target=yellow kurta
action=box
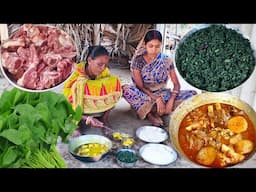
[63,62,122,114]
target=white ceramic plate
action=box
[136,126,168,143]
[139,143,177,165]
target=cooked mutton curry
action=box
[178,103,256,167]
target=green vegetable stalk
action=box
[22,147,66,168]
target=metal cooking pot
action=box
[169,92,256,167]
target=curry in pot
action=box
[178,103,256,167]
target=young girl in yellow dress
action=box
[63,45,122,136]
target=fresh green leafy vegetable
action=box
[0,88,82,168]
[175,24,256,92]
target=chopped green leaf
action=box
[175,24,255,92]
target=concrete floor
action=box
[56,68,199,168]
[0,68,256,168]
[59,68,256,168]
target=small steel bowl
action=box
[68,134,112,163]
[116,148,138,168]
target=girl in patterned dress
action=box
[123,30,197,126]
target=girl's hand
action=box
[156,97,165,116]
[86,116,104,128]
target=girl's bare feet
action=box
[99,111,110,126]
[152,112,164,126]
[147,112,163,126]
[99,111,113,136]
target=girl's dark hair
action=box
[144,30,162,44]
[86,45,109,63]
